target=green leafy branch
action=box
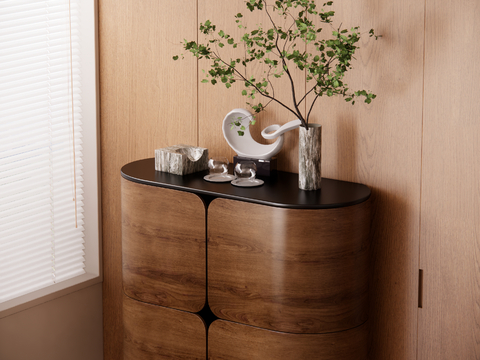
[174,0,380,135]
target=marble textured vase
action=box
[298,124,321,190]
[155,144,209,175]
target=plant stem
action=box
[210,52,302,121]
[297,83,318,107]
[264,2,306,126]
[306,93,320,124]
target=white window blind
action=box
[0,0,87,304]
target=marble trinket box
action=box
[155,144,209,175]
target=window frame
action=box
[0,0,102,317]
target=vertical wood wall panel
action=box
[308,1,424,359]
[98,1,198,358]
[419,1,480,359]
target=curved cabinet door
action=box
[208,320,368,360]
[122,179,206,312]
[208,198,371,334]
[123,294,206,360]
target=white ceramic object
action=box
[203,174,236,182]
[261,119,302,140]
[231,178,264,187]
[222,109,285,160]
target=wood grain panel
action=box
[122,179,206,312]
[208,198,372,334]
[208,320,368,360]
[306,1,424,358]
[198,0,306,172]
[418,1,480,359]
[123,294,206,360]
[99,0,198,357]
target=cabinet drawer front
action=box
[123,294,206,360]
[208,320,368,360]
[122,179,206,312]
[208,198,371,333]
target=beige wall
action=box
[99,1,480,359]
[0,284,103,360]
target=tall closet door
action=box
[419,1,480,358]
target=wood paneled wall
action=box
[98,1,480,359]
[418,1,480,358]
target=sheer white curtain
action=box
[0,0,87,304]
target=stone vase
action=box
[298,124,322,190]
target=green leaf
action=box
[238,131,245,136]
[179,0,379,119]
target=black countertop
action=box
[121,158,371,209]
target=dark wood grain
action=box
[208,198,372,334]
[123,294,206,360]
[122,178,206,312]
[208,320,368,360]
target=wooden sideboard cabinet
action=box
[121,158,372,360]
